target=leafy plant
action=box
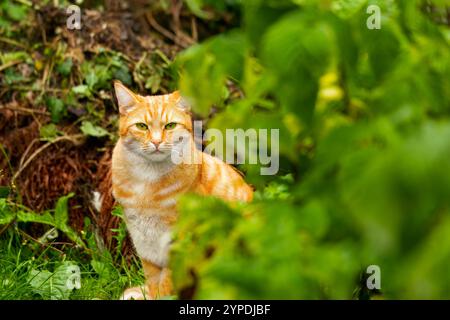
[0,194,85,248]
[28,261,80,300]
[171,0,450,299]
[80,121,110,138]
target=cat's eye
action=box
[164,122,177,130]
[135,123,148,130]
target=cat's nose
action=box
[152,141,161,149]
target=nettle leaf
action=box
[331,0,367,18]
[80,121,109,138]
[0,51,30,65]
[0,199,15,225]
[177,31,246,116]
[17,211,55,226]
[3,3,28,21]
[113,65,132,86]
[72,85,91,98]
[54,193,74,229]
[91,259,115,284]
[261,10,334,122]
[184,0,209,19]
[56,58,73,76]
[46,97,66,124]
[39,123,62,141]
[52,193,85,248]
[243,0,295,48]
[11,195,84,248]
[3,68,25,85]
[85,71,99,89]
[145,74,162,93]
[362,24,400,83]
[28,262,81,300]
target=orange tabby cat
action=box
[111,81,253,300]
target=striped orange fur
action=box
[111,81,253,300]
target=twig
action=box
[0,143,15,183]
[4,86,65,93]
[36,11,47,45]
[146,12,177,42]
[0,104,50,116]
[38,54,55,101]
[145,12,191,48]
[12,134,85,183]
[18,229,65,255]
[170,0,196,46]
[0,143,19,199]
[0,36,27,49]
[46,242,76,246]
[19,138,39,168]
[0,60,22,72]
[191,17,198,42]
[171,0,183,36]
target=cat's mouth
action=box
[140,146,166,154]
[149,148,170,155]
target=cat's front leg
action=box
[143,261,173,298]
[158,267,173,297]
[121,260,160,300]
[121,259,172,300]
[141,258,163,299]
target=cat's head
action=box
[113,81,193,163]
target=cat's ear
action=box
[114,81,139,115]
[172,91,191,112]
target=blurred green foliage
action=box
[0,0,449,300]
[172,0,450,299]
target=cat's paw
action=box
[120,286,151,300]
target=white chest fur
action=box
[124,208,172,267]
[112,142,178,267]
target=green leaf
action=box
[362,25,400,83]
[3,68,25,85]
[28,262,80,300]
[113,65,132,86]
[91,259,114,284]
[39,123,61,140]
[185,0,209,19]
[0,51,30,65]
[80,121,109,138]
[17,211,55,226]
[85,71,99,89]
[145,74,162,93]
[3,3,28,21]
[261,10,334,122]
[331,0,366,18]
[46,97,66,124]
[54,193,74,229]
[72,85,91,97]
[177,31,246,116]
[0,199,15,224]
[56,58,73,76]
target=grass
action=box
[0,223,144,300]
